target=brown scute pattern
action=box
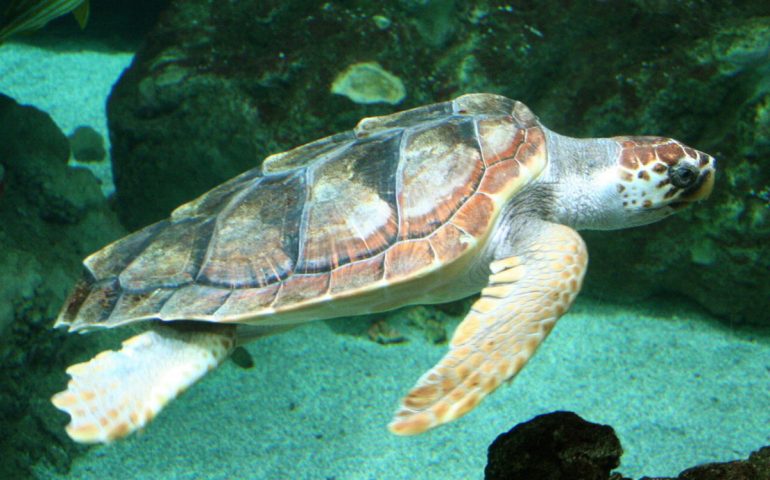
[262,131,356,175]
[273,273,330,308]
[109,288,176,323]
[385,239,436,281]
[355,101,454,137]
[84,221,168,279]
[451,193,495,238]
[197,172,305,288]
[452,94,517,119]
[477,118,524,166]
[477,125,545,197]
[170,168,263,221]
[159,285,231,318]
[119,217,214,291]
[214,284,280,318]
[58,275,95,325]
[399,118,484,239]
[297,134,400,273]
[329,254,385,294]
[69,279,121,329]
[429,223,474,263]
[515,127,546,170]
[477,160,520,196]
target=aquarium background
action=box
[0,1,768,478]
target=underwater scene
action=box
[0,1,768,479]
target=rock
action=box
[0,95,104,224]
[68,125,106,163]
[485,411,625,480]
[486,413,769,480]
[367,319,408,345]
[0,94,69,162]
[0,94,125,477]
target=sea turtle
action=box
[51,93,716,443]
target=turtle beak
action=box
[680,154,716,203]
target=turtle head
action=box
[545,132,715,231]
[611,136,716,227]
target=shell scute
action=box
[170,167,262,220]
[297,133,400,273]
[329,254,386,295]
[262,131,356,175]
[197,171,305,288]
[215,284,280,318]
[354,101,454,137]
[109,289,175,324]
[398,117,484,239]
[385,240,436,282]
[429,223,475,264]
[477,117,524,166]
[159,285,231,319]
[452,93,516,117]
[118,217,213,291]
[450,193,496,238]
[84,221,168,280]
[273,273,330,309]
[67,279,120,330]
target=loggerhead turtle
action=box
[51,94,715,443]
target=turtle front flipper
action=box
[51,323,236,443]
[389,222,588,435]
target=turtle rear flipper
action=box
[52,324,236,443]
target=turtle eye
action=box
[669,163,699,189]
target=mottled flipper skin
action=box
[390,221,587,434]
[52,324,236,443]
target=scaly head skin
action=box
[613,136,715,225]
[545,132,716,230]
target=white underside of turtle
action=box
[51,93,716,444]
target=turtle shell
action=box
[58,94,548,332]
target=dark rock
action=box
[0,94,125,478]
[0,95,104,224]
[486,413,769,480]
[640,446,770,480]
[68,125,106,162]
[485,411,625,480]
[0,94,70,162]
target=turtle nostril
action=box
[669,163,700,189]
